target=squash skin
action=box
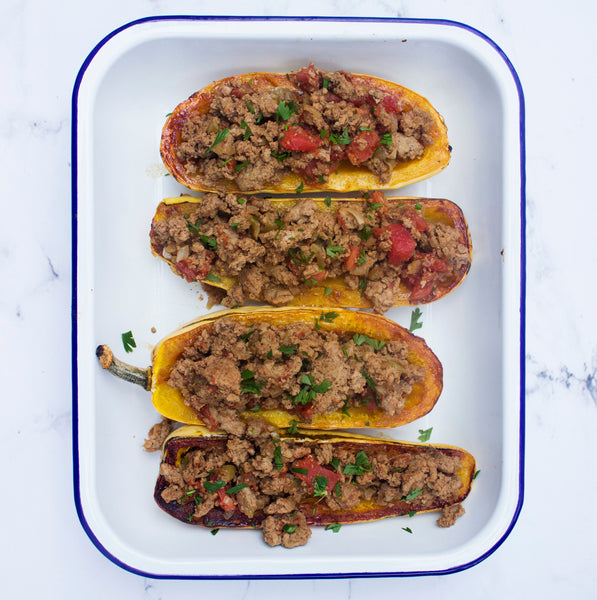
[160,70,450,194]
[151,195,472,308]
[150,307,443,429]
[154,425,475,529]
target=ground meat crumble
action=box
[155,433,466,548]
[173,63,438,190]
[166,317,424,435]
[150,191,470,313]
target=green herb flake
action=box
[325,523,341,533]
[234,161,250,172]
[408,511,417,517]
[324,287,333,296]
[226,483,249,495]
[409,307,423,332]
[380,132,393,147]
[236,197,246,205]
[417,427,433,442]
[343,451,372,476]
[404,488,423,501]
[415,202,422,210]
[322,77,329,89]
[244,99,255,114]
[352,333,386,350]
[313,474,328,497]
[204,480,226,493]
[287,420,299,435]
[292,467,309,475]
[356,247,367,266]
[204,128,230,155]
[279,344,297,355]
[205,273,222,283]
[274,445,284,471]
[276,100,297,121]
[121,330,136,353]
[282,524,297,533]
[402,527,413,534]
[323,196,332,208]
[210,528,220,535]
[473,469,481,480]
[295,182,304,194]
[326,245,344,258]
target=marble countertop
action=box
[2,0,596,597]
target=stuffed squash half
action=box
[97,307,443,435]
[160,64,450,193]
[154,425,476,548]
[150,192,471,313]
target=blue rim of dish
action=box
[71,15,526,580]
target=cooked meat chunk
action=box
[143,418,173,452]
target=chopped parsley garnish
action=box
[271,150,290,161]
[186,219,202,234]
[352,333,386,350]
[324,196,332,208]
[240,369,265,395]
[244,99,254,114]
[293,375,332,405]
[204,480,226,493]
[282,524,297,534]
[324,287,333,296]
[210,528,220,535]
[273,210,284,238]
[402,527,413,534]
[409,307,423,332]
[240,119,251,140]
[234,161,250,172]
[322,77,329,89]
[329,127,351,145]
[343,451,372,476]
[289,248,314,266]
[326,245,343,258]
[356,247,367,266]
[295,182,304,194]
[276,100,297,121]
[313,475,328,497]
[325,523,341,533]
[415,202,422,210]
[330,458,340,471]
[292,467,309,475]
[357,278,367,295]
[121,330,136,353]
[279,344,297,355]
[205,273,222,283]
[287,420,299,435]
[404,488,423,501]
[197,233,217,250]
[273,445,284,471]
[226,483,248,495]
[314,311,339,330]
[473,469,481,480]
[365,200,384,212]
[239,327,255,341]
[408,511,417,517]
[204,128,230,155]
[380,132,393,147]
[417,427,433,442]
[236,197,245,205]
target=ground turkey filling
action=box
[157,435,465,548]
[167,317,424,436]
[150,191,470,313]
[174,63,437,190]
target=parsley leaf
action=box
[313,475,328,497]
[121,330,136,353]
[343,451,372,476]
[325,523,341,533]
[417,427,433,442]
[205,273,222,283]
[282,524,297,533]
[276,100,297,121]
[287,420,299,435]
[409,308,423,332]
[326,245,343,258]
[204,480,226,493]
[204,128,230,155]
[404,488,423,501]
[226,483,249,495]
[352,333,386,350]
[402,527,413,534]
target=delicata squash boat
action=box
[149,193,472,313]
[160,64,450,194]
[154,425,476,548]
[97,307,443,433]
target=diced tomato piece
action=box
[292,63,321,92]
[346,130,380,165]
[310,270,328,283]
[344,244,362,271]
[386,223,416,265]
[381,94,400,113]
[351,94,376,107]
[280,125,322,152]
[175,257,213,282]
[217,488,236,512]
[293,402,315,421]
[401,207,430,232]
[408,276,436,302]
[293,455,341,493]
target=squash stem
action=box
[96,344,151,391]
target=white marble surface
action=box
[1,0,596,597]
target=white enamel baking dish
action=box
[72,16,525,578]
